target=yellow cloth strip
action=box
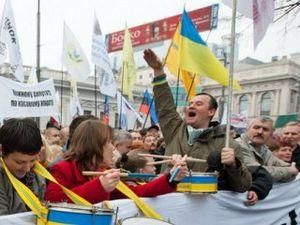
[0,158,47,223]
[116,181,163,220]
[33,161,92,206]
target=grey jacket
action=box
[236,134,294,182]
[0,161,45,215]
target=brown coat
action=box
[153,81,251,192]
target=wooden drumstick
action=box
[138,153,206,163]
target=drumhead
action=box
[122,217,173,225]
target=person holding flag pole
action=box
[143,7,251,193]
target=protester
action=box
[143,48,251,193]
[146,125,160,140]
[59,126,69,148]
[123,149,156,175]
[281,122,300,169]
[129,130,144,150]
[0,118,45,215]
[44,122,61,146]
[113,129,133,168]
[45,120,187,204]
[236,117,298,182]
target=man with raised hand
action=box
[143,49,251,193]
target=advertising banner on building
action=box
[106,4,219,52]
[0,76,58,118]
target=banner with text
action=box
[0,76,58,118]
[106,4,219,52]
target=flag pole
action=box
[60,65,64,125]
[142,98,154,129]
[185,73,196,102]
[175,68,180,108]
[36,0,41,128]
[94,65,97,117]
[119,62,125,129]
[135,91,146,129]
[225,0,238,148]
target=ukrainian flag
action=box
[179,10,241,90]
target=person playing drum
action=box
[45,120,188,204]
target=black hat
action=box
[147,124,159,131]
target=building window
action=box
[139,75,143,80]
[149,73,153,79]
[260,92,271,116]
[84,110,92,115]
[239,95,248,114]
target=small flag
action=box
[0,0,24,82]
[70,80,83,118]
[121,26,137,100]
[139,90,158,124]
[92,14,117,97]
[102,95,109,125]
[27,67,38,84]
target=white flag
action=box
[117,91,143,130]
[222,0,274,49]
[27,67,38,84]
[70,80,83,118]
[0,0,24,82]
[62,23,90,81]
[91,15,117,97]
[222,0,253,19]
[253,0,274,49]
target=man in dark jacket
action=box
[143,48,251,193]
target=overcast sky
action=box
[3,0,300,70]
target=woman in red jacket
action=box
[45,120,187,204]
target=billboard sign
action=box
[106,4,219,52]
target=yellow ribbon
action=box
[0,158,47,223]
[33,161,92,206]
[2,158,163,222]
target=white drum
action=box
[122,217,173,225]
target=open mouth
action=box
[188,111,196,117]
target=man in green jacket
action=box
[0,118,45,215]
[143,49,251,192]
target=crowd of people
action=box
[0,49,299,220]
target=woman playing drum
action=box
[45,120,187,204]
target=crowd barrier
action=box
[1,175,300,225]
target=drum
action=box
[45,203,116,225]
[177,172,218,193]
[122,217,173,225]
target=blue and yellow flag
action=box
[165,23,200,100]
[178,10,241,90]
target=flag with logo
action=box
[91,14,117,97]
[62,23,90,81]
[0,0,24,82]
[120,26,137,101]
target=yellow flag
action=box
[121,26,137,101]
[164,23,199,99]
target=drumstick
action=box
[82,171,128,177]
[82,171,157,179]
[146,159,172,166]
[138,153,206,163]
